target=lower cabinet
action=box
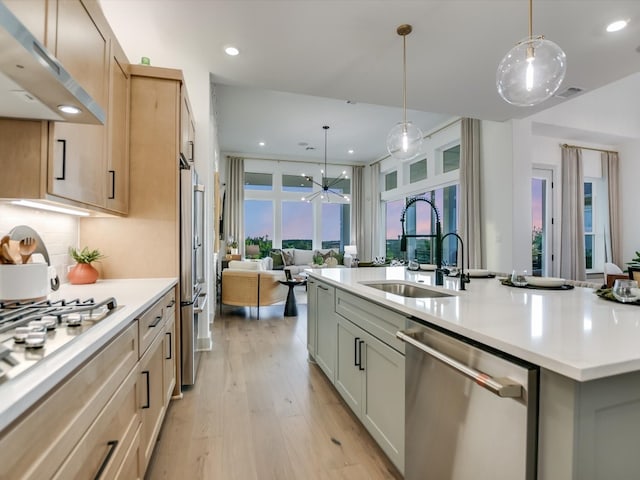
[315,281,337,382]
[0,286,177,480]
[139,326,167,473]
[306,278,318,356]
[53,365,141,479]
[335,316,405,472]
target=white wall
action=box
[0,204,78,283]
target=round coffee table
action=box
[279,279,306,316]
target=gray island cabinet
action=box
[306,267,640,479]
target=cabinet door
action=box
[163,314,176,405]
[105,40,130,214]
[315,282,336,382]
[52,364,140,480]
[3,0,46,44]
[180,87,194,162]
[306,279,318,356]
[361,332,405,473]
[139,330,166,474]
[335,317,364,415]
[53,0,108,106]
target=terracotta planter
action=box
[68,263,99,285]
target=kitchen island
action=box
[0,277,178,479]
[307,266,640,479]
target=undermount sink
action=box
[361,281,453,298]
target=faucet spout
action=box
[441,232,466,291]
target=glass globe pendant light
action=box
[496,0,566,106]
[387,24,423,161]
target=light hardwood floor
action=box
[145,295,403,480]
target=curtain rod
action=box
[560,143,618,154]
[369,117,462,167]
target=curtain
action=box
[226,156,244,254]
[368,162,381,262]
[352,165,365,258]
[459,118,482,268]
[560,146,585,280]
[602,151,621,267]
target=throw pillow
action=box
[294,248,314,266]
[316,249,343,265]
[270,250,284,270]
[281,249,294,266]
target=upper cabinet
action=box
[180,89,195,163]
[2,0,47,44]
[0,0,130,215]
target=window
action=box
[244,200,273,257]
[532,168,553,276]
[584,181,594,270]
[244,172,272,191]
[385,171,397,191]
[282,201,312,249]
[385,199,404,260]
[324,176,350,194]
[321,203,350,249]
[443,145,460,173]
[409,159,427,183]
[282,174,312,192]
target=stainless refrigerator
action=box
[180,154,206,386]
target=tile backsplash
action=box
[0,204,78,283]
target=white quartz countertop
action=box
[0,277,177,432]
[307,267,640,382]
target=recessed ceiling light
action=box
[224,46,240,56]
[348,149,354,154]
[258,141,265,146]
[606,19,628,32]
[58,105,81,114]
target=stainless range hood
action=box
[0,2,105,125]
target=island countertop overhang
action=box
[307,267,640,382]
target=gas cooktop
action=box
[0,297,118,381]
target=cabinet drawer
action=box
[0,321,138,480]
[52,364,140,480]
[336,290,406,354]
[138,291,170,356]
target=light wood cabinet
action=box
[2,0,47,44]
[0,321,138,480]
[139,325,166,474]
[105,39,130,214]
[163,301,177,404]
[52,364,141,480]
[180,87,195,163]
[0,0,130,215]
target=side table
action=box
[278,280,306,316]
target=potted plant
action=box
[68,246,105,285]
[229,241,239,255]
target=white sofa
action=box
[265,248,347,275]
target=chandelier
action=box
[301,126,350,203]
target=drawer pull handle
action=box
[142,370,150,409]
[149,315,162,328]
[166,331,172,360]
[358,340,365,371]
[55,139,66,180]
[318,285,329,291]
[354,337,360,367]
[93,440,118,480]
[108,170,116,199]
[167,299,176,308]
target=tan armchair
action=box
[221,269,287,319]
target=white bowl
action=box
[467,268,492,278]
[0,263,49,301]
[524,276,566,288]
[419,264,437,271]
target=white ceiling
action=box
[99,0,640,164]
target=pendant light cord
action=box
[402,32,407,124]
[528,0,533,38]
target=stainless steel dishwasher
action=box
[397,318,538,480]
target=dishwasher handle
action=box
[396,330,523,399]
